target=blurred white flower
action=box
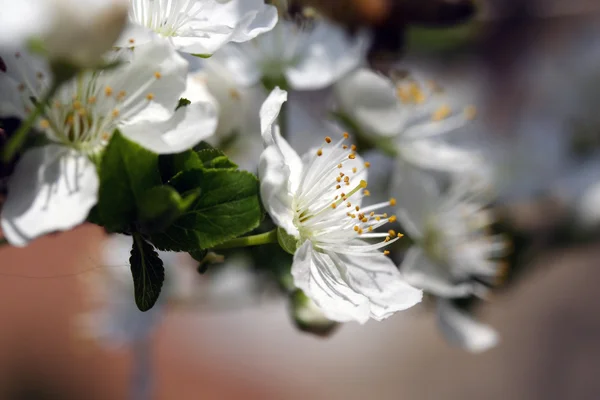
[0,0,129,67]
[258,88,422,323]
[0,40,218,246]
[121,0,278,56]
[334,68,483,173]
[394,164,506,352]
[211,19,369,90]
[395,165,507,298]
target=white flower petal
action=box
[400,247,475,298]
[120,99,218,154]
[436,299,499,353]
[1,145,98,247]
[334,68,407,137]
[258,145,298,236]
[334,243,422,320]
[260,87,288,143]
[399,139,484,173]
[108,40,190,126]
[292,241,371,323]
[286,24,369,90]
[392,161,440,238]
[258,88,304,235]
[205,44,263,87]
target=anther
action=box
[348,153,356,159]
[352,167,357,173]
[350,144,357,151]
[361,217,368,223]
[104,86,113,96]
[343,132,349,139]
[336,185,341,189]
[331,203,337,209]
[432,104,451,121]
[39,119,50,129]
[355,206,360,212]
[336,177,342,183]
[343,145,348,149]
[88,96,97,104]
[388,230,396,237]
[364,162,371,168]
[397,233,404,238]
[317,149,323,156]
[363,190,371,197]
[325,136,332,143]
[129,38,135,44]
[337,164,343,168]
[112,109,120,118]
[465,105,477,120]
[389,198,397,206]
[146,93,155,101]
[383,250,390,256]
[354,226,359,232]
[154,71,162,79]
[389,215,397,223]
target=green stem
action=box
[2,83,59,162]
[212,229,278,250]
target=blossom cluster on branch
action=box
[1,0,511,353]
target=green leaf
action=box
[97,130,161,232]
[196,148,238,170]
[130,234,165,311]
[137,185,200,233]
[158,150,203,183]
[150,168,263,251]
[158,147,237,183]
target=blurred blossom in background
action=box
[2,0,600,399]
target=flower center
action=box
[292,134,402,256]
[131,0,204,37]
[5,50,163,154]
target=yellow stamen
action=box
[317,149,323,156]
[432,104,451,121]
[389,198,397,206]
[325,136,332,143]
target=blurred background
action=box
[2,0,600,399]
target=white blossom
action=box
[0,0,129,67]
[258,88,422,323]
[334,68,483,173]
[0,40,218,246]
[394,164,506,352]
[211,19,369,90]
[121,0,278,56]
[395,165,507,298]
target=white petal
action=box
[334,243,423,320]
[334,68,407,137]
[286,23,370,90]
[399,139,484,173]
[391,161,440,238]
[436,299,499,353]
[400,247,475,298]
[292,241,370,323]
[108,39,189,126]
[258,145,298,236]
[204,43,262,87]
[120,100,218,154]
[171,0,277,55]
[1,145,98,246]
[260,87,288,143]
[0,0,50,49]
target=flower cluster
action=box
[1,0,511,354]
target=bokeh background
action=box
[2,1,600,399]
